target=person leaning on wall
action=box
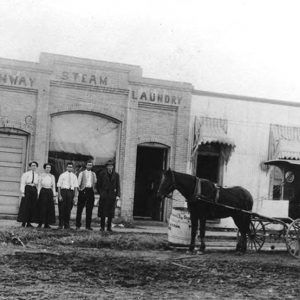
[76,160,97,230]
[97,159,121,232]
[57,162,79,229]
[17,161,39,227]
[36,163,56,229]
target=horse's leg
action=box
[189,212,199,253]
[240,213,251,252]
[199,217,206,252]
[233,215,243,252]
[233,213,250,253]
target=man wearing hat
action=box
[97,159,120,231]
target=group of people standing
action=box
[17,159,120,231]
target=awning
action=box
[192,116,235,163]
[269,124,300,160]
[275,140,300,160]
[264,159,300,170]
[49,113,120,165]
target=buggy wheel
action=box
[237,219,266,251]
[286,218,300,259]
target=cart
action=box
[236,159,300,258]
[237,210,300,258]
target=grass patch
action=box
[0,227,168,250]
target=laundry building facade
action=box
[0,53,192,221]
[1,52,300,225]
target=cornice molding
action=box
[50,80,129,95]
[130,80,193,92]
[193,89,300,108]
[40,53,142,74]
[0,63,51,74]
[138,102,178,112]
[0,84,38,95]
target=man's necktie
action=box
[31,171,34,184]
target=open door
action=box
[133,144,168,221]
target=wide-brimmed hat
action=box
[105,159,115,166]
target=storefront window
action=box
[271,166,283,200]
[49,113,120,180]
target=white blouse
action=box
[38,173,56,196]
[20,170,39,193]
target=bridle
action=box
[160,170,177,199]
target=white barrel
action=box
[168,207,191,245]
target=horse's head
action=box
[157,168,176,200]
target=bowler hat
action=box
[106,159,114,166]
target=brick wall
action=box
[0,53,193,221]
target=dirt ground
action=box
[0,227,299,300]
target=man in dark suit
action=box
[97,160,120,231]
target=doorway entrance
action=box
[196,144,222,184]
[133,144,168,221]
[0,130,28,215]
[196,155,219,183]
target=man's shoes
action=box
[107,228,113,232]
[44,225,51,229]
[86,227,93,231]
[21,223,26,227]
[26,223,33,228]
[64,225,70,229]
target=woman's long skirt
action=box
[17,185,38,223]
[36,188,56,225]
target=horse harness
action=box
[166,170,220,204]
[193,177,220,204]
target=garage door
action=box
[0,132,27,215]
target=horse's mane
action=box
[167,169,196,181]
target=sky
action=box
[1,0,300,102]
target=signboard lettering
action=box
[61,71,108,86]
[0,73,35,88]
[132,90,182,106]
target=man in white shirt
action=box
[57,162,79,229]
[76,160,97,230]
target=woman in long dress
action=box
[17,161,39,227]
[37,163,56,228]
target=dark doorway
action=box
[133,145,168,220]
[196,144,221,184]
[196,155,219,183]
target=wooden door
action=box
[0,132,27,215]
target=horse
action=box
[157,169,253,253]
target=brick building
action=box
[0,53,193,221]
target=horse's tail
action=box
[244,188,254,211]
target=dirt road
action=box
[0,227,299,299]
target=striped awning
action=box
[192,117,235,163]
[269,124,300,160]
[276,140,300,160]
[193,116,235,147]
